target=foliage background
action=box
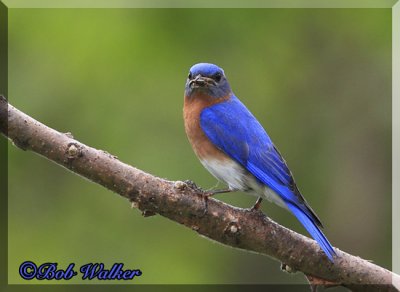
[8,8,391,284]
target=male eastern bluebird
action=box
[183,63,336,261]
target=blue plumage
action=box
[286,202,335,261]
[184,63,336,261]
[190,63,225,77]
[200,95,336,261]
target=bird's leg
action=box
[204,188,236,197]
[251,197,263,211]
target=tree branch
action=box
[1,95,398,291]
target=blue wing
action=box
[200,95,336,261]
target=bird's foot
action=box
[201,195,210,217]
[200,188,236,217]
[183,180,203,192]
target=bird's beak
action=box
[189,75,216,88]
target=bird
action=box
[183,62,336,261]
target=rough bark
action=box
[1,95,398,291]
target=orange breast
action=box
[183,93,229,161]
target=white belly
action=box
[200,158,288,209]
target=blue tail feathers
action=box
[286,202,336,262]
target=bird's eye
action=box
[188,72,193,79]
[213,72,222,82]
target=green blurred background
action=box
[7,8,391,284]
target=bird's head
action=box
[185,63,232,99]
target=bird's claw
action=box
[250,197,263,211]
[184,180,207,194]
[201,194,210,217]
